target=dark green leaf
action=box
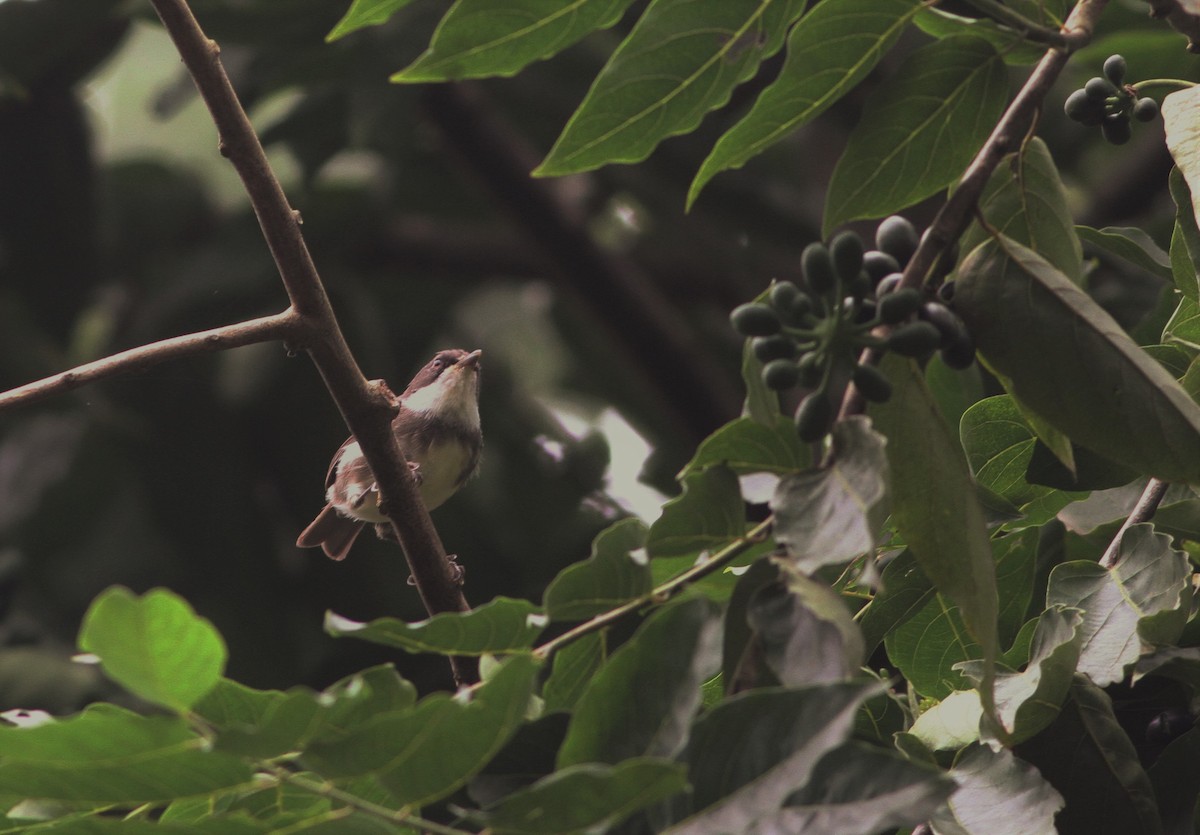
[688,0,921,206]
[931,743,1064,835]
[1077,225,1174,283]
[302,654,541,806]
[77,586,225,712]
[960,138,1082,283]
[823,36,1008,233]
[647,465,744,557]
[394,0,638,82]
[544,518,651,620]
[1024,439,1139,492]
[536,0,806,176]
[542,632,605,712]
[1169,166,1200,300]
[473,758,687,834]
[558,597,720,767]
[1046,524,1191,685]
[1014,679,1162,835]
[1163,294,1200,352]
[680,416,809,478]
[325,597,545,656]
[886,592,980,699]
[669,681,882,832]
[771,416,889,572]
[858,550,933,654]
[0,705,252,802]
[318,664,419,735]
[913,6,1054,64]
[955,235,1200,484]
[326,0,420,41]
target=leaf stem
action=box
[1098,478,1169,570]
[1132,78,1197,94]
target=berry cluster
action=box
[1064,55,1159,145]
[730,217,975,442]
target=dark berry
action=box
[797,351,824,388]
[830,231,865,282]
[1102,112,1132,145]
[752,334,798,363]
[875,216,919,266]
[887,321,942,358]
[795,392,833,442]
[1085,76,1116,101]
[863,250,901,284]
[731,303,781,336]
[918,300,968,347]
[878,287,923,325]
[770,281,802,312]
[940,330,976,370]
[1103,54,1127,86]
[802,243,837,296]
[852,363,893,403]
[854,298,877,325]
[762,359,800,391]
[1134,97,1159,122]
[1065,88,1105,126]
[875,272,904,297]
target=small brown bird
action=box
[296,349,483,561]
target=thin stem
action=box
[1098,478,1169,570]
[961,0,1073,48]
[270,768,474,835]
[0,311,300,413]
[533,518,773,662]
[1132,78,1197,93]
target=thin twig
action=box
[961,0,1074,48]
[145,0,477,684]
[0,311,299,412]
[1098,478,1169,569]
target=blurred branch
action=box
[0,311,298,411]
[1098,478,1169,569]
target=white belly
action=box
[329,439,470,523]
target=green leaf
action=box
[909,689,985,752]
[326,0,420,42]
[544,518,651,620]
[394,0,638,82]
[822,36,1007,234]
[558,597,720,767]
[960,137,1082,283]
[1163,294,1200,352]
[748,566,865,685]
[1164,88,1200,276]
[955,235,1200,484]
[1014,679,1162,835]
[647,465,744,557]
[535,0,806,176]
[931,743,1064,835]
[744,742,955,835]
[302,654,540,806]
[77,586,225,712]
[680,416,809,478]
[858,550,934,654]
[1169,166,1200,300]
[0,705,253,802]
[542,632,605,712]
[325,596,545,656]
[771,416,889,573]
[960,395,1071,512]
[886,592,980,699]
[869,355,997,705]
[688,0,921,207]
[473,758,688,834]
[1077,225,1174,283]
[668,681,883,832]
[742,339,778,427]
[913,6,1054,64]
[1046,524,1191,686]
[318,664,419,734]
[1148,725,1200,835]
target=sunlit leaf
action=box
[325,597,546,655]
[1077,225,1173,283]
[931,743,1063,835]
[326,0,420,41]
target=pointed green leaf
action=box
[0,706,252,802]
[1047,524,1191,685]
[1077,225,1173,283]
[668,681,883,832]
[542,632,605,712]
[956,235,1200,484]
[913,5,1059,64]
[647,465,744,557]
[473,758,687,834]
[680,416,809,478]
[393,0,638,82]
[536,0,806,176]
[1163,293,1200,352]
[325,596,545,656]
[327,0,420,41]
[960,138,1082,283]
[931,743,1064,835]
[78,587,225,713]
[823,36,1008,234]
[688,0,921,207]
[960,395,1072,512]
[858,550,934,654]
[886,593,980,699]
[558,597,720,767]
[544,518,651,620]
[1169,166,1200,300]
[303,654,540,806]
[771,416,889,572]
[869,355,997,703]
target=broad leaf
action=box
[394,0,638,82]
[325,597,546,655]
[955,235,1200,484]
[771,416,889,572]
[1164,87,1200,257]
[544,518,651,620]
[1046,523,1191,685]
[913,4,1063,64]
[688,0,921,207]
[472,758,688,834]
[558,597,721,767]
[542,632,605,712]
[680,415,809,478]
[78,586,225,713]
[0,706,252,802]
[327,0,419,41]
[858,550,934,654]
[536,0,806,176]
[823,36,1007,233]
[1169,166,1200,300]
[647,465,744,557]
[886,593,980,699]
[1077,225,1174,283]
[931,743,1063,835]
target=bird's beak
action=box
[459,349,482,370]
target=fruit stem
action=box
[1131,78,1196,94]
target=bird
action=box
[296,348,482,562]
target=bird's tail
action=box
[296,505,364,561]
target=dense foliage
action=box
[5,0,1200,832]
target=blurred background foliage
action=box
[0,0,1192,706]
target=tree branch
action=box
[0,311,298,412]
[1098,478,1169,569]
[143,0,477,684]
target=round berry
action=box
[939,331,976,370]
[752,334,798,363]
[762,359,800,391]
[852,363,893,403]
[875,216,919,266]
[802,243,837,296]
[795,392,833,442]
[1064,88,1105,126]
[1085,76,1116,101]
[1134,97,1159,122]
[875,272,904,298]
[863,250,901,284]
[797,351,824,388]
[731,303,781,336]
[878,287,923,325]
[1103,54,1127,86]
[770,281,802,312]
[1102,112,1132,145]
[887,321,942,359]
[830,231,865,282]
[918,300,968,347]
